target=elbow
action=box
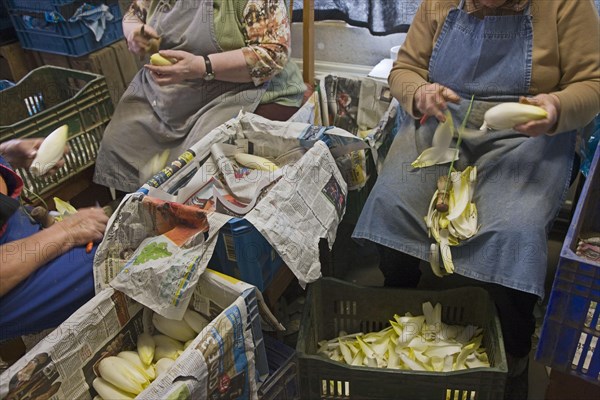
[244,45,289,85]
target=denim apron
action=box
[94,0,266,192]
[353,0,576,298]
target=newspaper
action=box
[289,90,322,126]
[93,194,216,320]
[365,97,402,173]
[0,271,269,400]
[246,140,347,287]
[318,75,396,190]
[141,112,363,287]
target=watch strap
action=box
[203,55,215,80]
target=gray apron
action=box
[353,0,576,298]
[94,0,266,192]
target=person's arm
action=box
[549,0,600,134]
[515,1,599,137]
[0,207,108,296]
[123,1,160,56]
[0,221,72,296]
[0,139,67,174]
[145,0,291,86]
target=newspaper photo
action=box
[316,75,395,190]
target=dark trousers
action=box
[376,244,537,358]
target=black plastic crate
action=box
[296,278,508,400]
[259,335,300,400]
[536,143,600,385]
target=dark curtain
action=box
[291,0,421,36]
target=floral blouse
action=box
[125,0,292,85]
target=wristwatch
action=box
[202,55,215,81]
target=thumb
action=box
[443,87,460,102]
[519,96,538,106]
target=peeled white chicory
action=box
[426,166,479,275]
[411,111,459,169]
[318,302,490,372]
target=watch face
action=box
[204,72,215,81]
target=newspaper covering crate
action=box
[138,112,365,289]
[211,217,284,291]
[7,0,123,56]
[536,143,600,385]
[259,335,300,400]
[0,65,112,197]
[296,278,508,400]
[0,269,270,400]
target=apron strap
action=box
[458,0,467,10]
[524,0,532,16]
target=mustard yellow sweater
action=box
[390,0,600,133]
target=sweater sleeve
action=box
[388,0,449,118]
[550,0,600,134]
[240,0,291,86]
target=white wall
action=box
[290,21,406,67]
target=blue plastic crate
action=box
[259,335,300,400]
[7,2,123,56]
[210,217,284,292]
[5,0,77,13]
[536,143,600,385]
[0,80,14,90]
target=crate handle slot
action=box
[445,389,477,400]
[24,93,45,116]
[321,379,350,398]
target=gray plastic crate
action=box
[297,278,508,400]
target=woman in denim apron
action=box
[354,0,599,396]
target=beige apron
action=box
[94,0,266,192]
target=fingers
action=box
[415,83,459,122]
[140,24,159,39]
[147,70,177,86]
[159,49,184,60]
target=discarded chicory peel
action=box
[318,302,491,372]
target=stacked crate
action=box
[32,39,139,106]
[0,0,15,45]
[3,1,139,106]
[0,66,113,200]
[536,144,600,385]
[5,0,123,57]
